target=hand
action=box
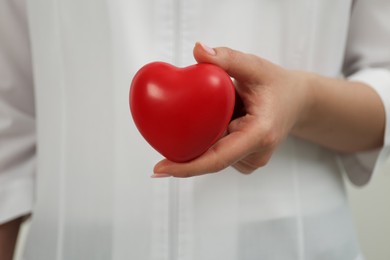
[153,42,385,178]
[153,42,310,177]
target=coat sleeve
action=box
[0,0,35,224]
[340,0,390,186]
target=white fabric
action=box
[0,0,35,223]
[339,0,390,185]
[341,69,390,185]
[0,0,389,259]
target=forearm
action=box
[292,72,385,152]
[0,217,23,260]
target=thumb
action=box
[193,42,267,83]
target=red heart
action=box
[130,62,235,162]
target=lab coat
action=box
[1,0,390,259]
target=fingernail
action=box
[199,42,216,56]
[151,173,172,178]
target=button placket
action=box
[175,1,196,260]
[150,1,175,259]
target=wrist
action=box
[291,71,316,134]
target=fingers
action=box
[153,128,258,177]
[154,145,273,178]
[233,151,273,174]
[193,42,271,84]
[232,161,255,174]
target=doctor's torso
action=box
[24,0,362,259]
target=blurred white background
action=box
[14,160,390,260]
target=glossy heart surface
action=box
[130,62,235,162]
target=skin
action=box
[0,217,23,260]
[1,43,384,256]
[153,42,385,177]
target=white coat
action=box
[1,0,390,259]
